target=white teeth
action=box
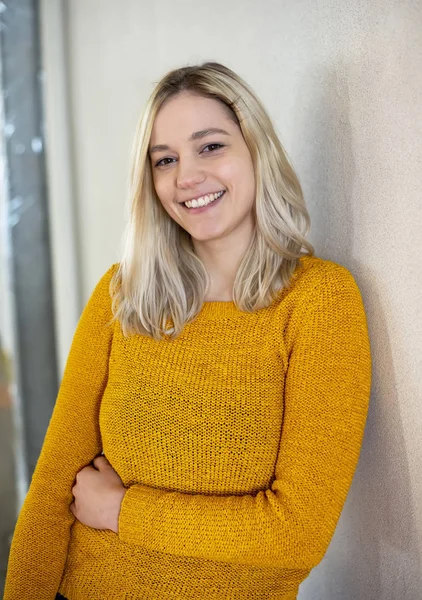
[184,190,224,209]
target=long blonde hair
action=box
[111,62,314,340]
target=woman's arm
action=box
[116,266,372,570]
[4,265,116,600]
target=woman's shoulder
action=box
[95,263,120,288]
[296,253,359,283]
[288,253,364,306]
[86,263,120,307]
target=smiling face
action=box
[149,91,256,247]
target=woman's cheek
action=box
[217,155,249,183]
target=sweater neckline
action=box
[196,254,313,321]
[199,299,239,320]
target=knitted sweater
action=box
[4,254,372,600]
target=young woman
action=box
[4,62,372,600]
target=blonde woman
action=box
[4,62,372,600]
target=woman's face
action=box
[149,92,256,246]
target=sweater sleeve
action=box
[117,265,372,570]
[4,265,116,600]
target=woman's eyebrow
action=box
[149,144,170,154]
[189,128,230,141]
[149,128,230,154]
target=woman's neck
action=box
[193,231,253,301]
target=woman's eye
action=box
[155,157,175,168]
[154,144,223,167]
[202,143,224,153]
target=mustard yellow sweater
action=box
[4,255,372,600]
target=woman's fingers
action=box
[92,455,109,469]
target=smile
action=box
[183,190,225,209]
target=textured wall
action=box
[41,1,422,598]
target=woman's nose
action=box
[176,158,205,189]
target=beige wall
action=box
[40,1,422,598]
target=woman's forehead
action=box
[151,93,235,145]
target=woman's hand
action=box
[69,455,127,533]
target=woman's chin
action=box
[188,227,226,244]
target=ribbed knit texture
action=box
[4,255,372,600]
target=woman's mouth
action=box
[181,190,225,212]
